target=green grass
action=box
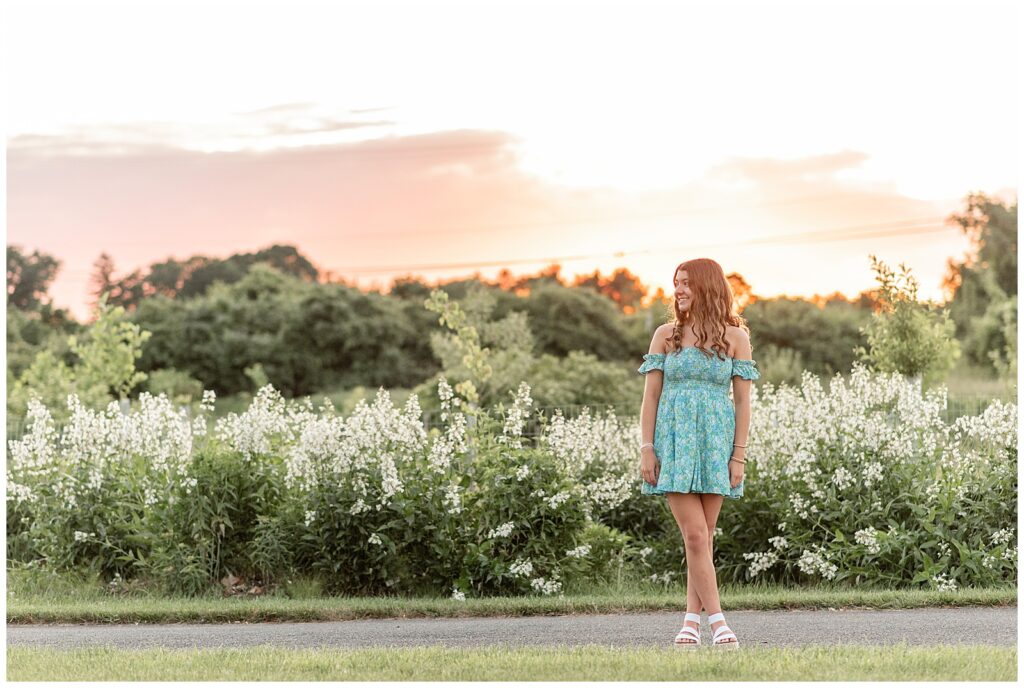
[7,574,1016,624]
[6,644,1017,681]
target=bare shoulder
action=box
[648,323,673,354]
[726,326,752,359]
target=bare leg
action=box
[667,492,730,641]
[699,492,724,610]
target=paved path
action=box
[7,607,1016,650]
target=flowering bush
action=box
[6,363,1017,597]
[724,363,1017,589]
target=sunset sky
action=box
[5,0,1018,322]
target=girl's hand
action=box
[640,448,660,486]
[729,459,745,488]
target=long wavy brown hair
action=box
[662,258,752,361]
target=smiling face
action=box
[673,269,692,312]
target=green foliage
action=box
[523,281,635,360]
[244,363,270,392]
[6,305,80,381]
[943,193,1018,372]
[7,349,81,423]
[144,368,205,406]
[854,255,960,387]
[958,268,1017,380]
[69,293,152,400]
[573,522,634,583]
[144,443,287,595]
[750,343,807,389]
[525,351,637,407]
[457,442,588,596]
[418,286,650,415]
[8,293,151,422]
[741,296,870,380]
[131,264,426,397]
[96,244,321,310]
[985,294,1017,380]
[8,368,1016,596]
[423,286,494,404]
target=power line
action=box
[323,219,955,274]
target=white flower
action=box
[863,462,884,487]
[509,558,533,577]
[742,550,779,577]
[648,571,676,586]
[990,528,1014,546]
[854,526,882,555]
[450,586,466,601]
[200,389,216,413]
[796,547,837,580]
[530,577,562,595]
[443,483,463,515]
[931,572,957,591]
[498,382,534,449]
[368,533,383,546]
[488,522,515,539]
[565,544,591,559]
[304,510,316,527]
[832,466,855,490]
[545,491,571,509]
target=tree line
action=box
[7,192,1016,420]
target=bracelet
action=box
[733,442,747,448]
[640,443,654,450]
[729,457,746,464]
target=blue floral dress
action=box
[637,347,760,499]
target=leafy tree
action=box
[573,267,646,313]
[7,244,60,310]
[418,285,649,418]
[131,264,420,397]
[854,255,960,388]
[8,293,152,422]
[88,252,117,312]
[6,305,80,382]
[68,293,152,400]
[741,296,869,381]
[942,193,1018,371]
[522,281,634,360]
[100,244,321,310]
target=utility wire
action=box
[324,220,955,274]
[47,213,953,277]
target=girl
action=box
[637,258,760,649]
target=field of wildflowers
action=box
[6,362,1016,598]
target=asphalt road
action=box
[6,606,1017,650]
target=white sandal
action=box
[708,611,739,648]
[674,612,701,647]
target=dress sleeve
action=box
[731,358,760,381]
[637,353,667,375]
